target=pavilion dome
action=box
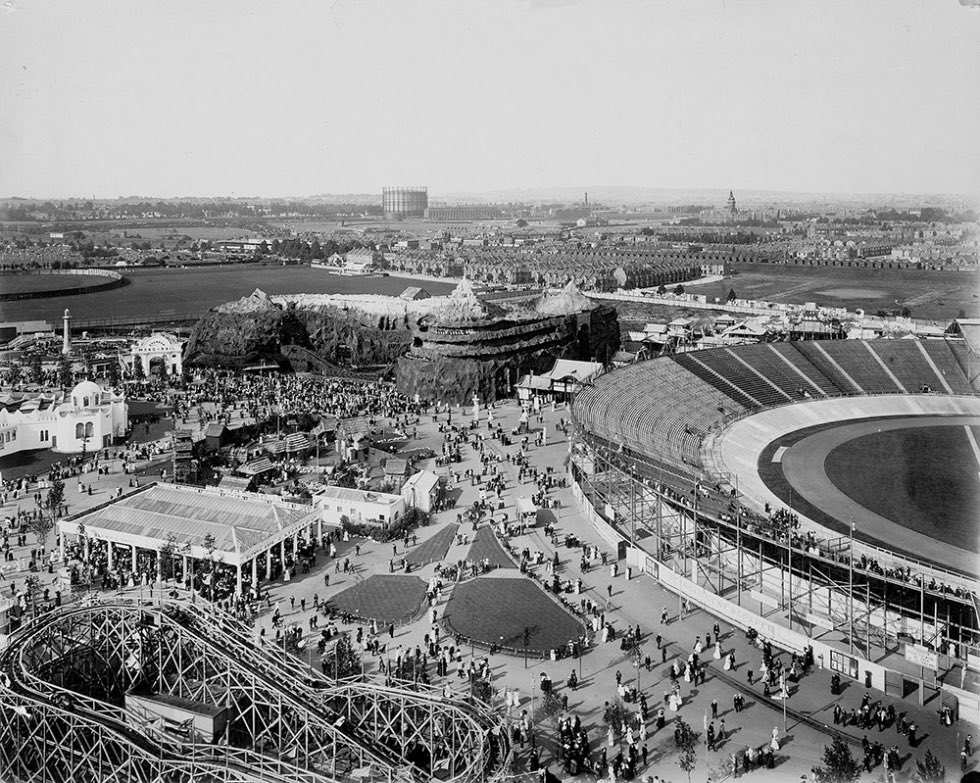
[70,380,104,408]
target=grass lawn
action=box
[406,523,459,567]
[328,574,428,624]
[443,576,584,654]
[466,526,516,569]
[825,425,980,553]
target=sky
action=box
[1,0,979,200]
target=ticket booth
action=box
[517,497,537,527]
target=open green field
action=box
[825,425,980,553]
[0,265,456,325]
[0,272,112,296]
[618,263,979,329]
[691,263,979,321]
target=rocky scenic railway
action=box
[184,280,619,402]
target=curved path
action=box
[779,416,980,575]
[713,394,980,580]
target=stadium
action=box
[569,336,980,720]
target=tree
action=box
[516,219,528,228]
[45,478,65,521]
[203,533,217,575]
[901,307,912,319]
[58,354,72,389]
[812,736,861,783]
[539,691,564,752]
[602,697,634,744]
[521,625,535,668]
[24,575,42,615]
[470,677,492,704]
[158,535,179,582]
[28,354,43,384]
[673,718,700,783]
[673,284,685,296]
[727,288,738,303]
[132,357,146,381]
[325,632,361,678]
[912,749,946,783]
[28,513,55,556]
[656,283,667,296]
[106,358,120,387]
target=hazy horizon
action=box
[2,186,973,209]
[2,0,979,202]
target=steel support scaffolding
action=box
[570,429,979,670]
[0,590,505,783]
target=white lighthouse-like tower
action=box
[62,308,72,355]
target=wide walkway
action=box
[253,398,975,782]
[6,394,975,782]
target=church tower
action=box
[726,191,738,223]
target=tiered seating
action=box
[917,340,974,394]
[866,340,942,392]
[792,342,863,394]
[671,352,759,409]
[769,343,844,395]
[573,358,747,471]
[723,344,814,402]
[948,342,980,393]
[819,341,905,394]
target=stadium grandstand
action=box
[570,336,980,720]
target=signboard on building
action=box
[904,644,938,670]
[830,650,859,680]
[806,612,834,630]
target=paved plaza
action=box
[2,390,975,782]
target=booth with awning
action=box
[516,497,537,525]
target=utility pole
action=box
[848,520,855,656]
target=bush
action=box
[341,514,415,544]
[812,736,861,783]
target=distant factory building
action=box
[424,205,502,221]
[382,186,428,219]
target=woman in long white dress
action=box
[724,651,734,671]
[714,641,722,660]
[770,726,780,752]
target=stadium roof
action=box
[59,482,323,566]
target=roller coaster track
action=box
[0,589,506,783]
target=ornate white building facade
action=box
[130,333,183,376]
[0,381,128,458]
